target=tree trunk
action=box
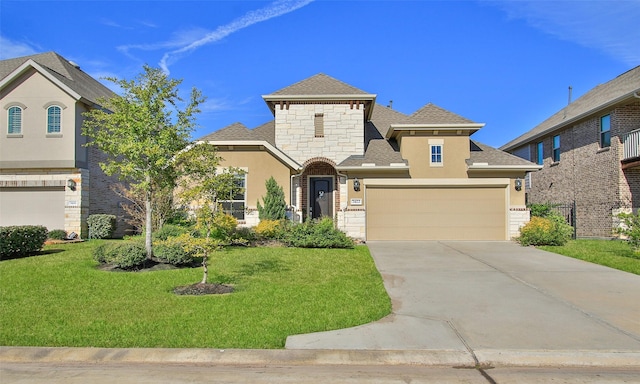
[201,253,208,284]
[145,177,153,260]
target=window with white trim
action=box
[47,105,62,134]
[430,144,443,166]
[8,106,22,134]
[220,173,246,220]
[600,114,611,148]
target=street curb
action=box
[1,347,640,368]
[0,347,474,367]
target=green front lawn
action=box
[539,239,640,275]
[0,241,391,348]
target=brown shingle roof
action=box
[410,103,474,124]
[501,65,640,151]
[468,141,537,166]
[269,73,371,96]
[198,122,254,141]
[0,51,115,105]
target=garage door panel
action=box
[0,187,65,230]
[366,186,506,241]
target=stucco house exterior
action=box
[199,74,540,241]
[501,66,640,238]
[0,52,128,238]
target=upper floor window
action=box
[600,114,611,148]
[314,113,324,138]
[8,106,22,134]
[430,144,443,166]
[552,135,561,162]
[536,141,543,165]
[47,106,62,134]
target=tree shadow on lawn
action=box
[0,249,65,261]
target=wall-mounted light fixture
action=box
[514,178,522,191]
[67,179,76,191]
[353,178,361,192]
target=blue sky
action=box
[2,0,639,148]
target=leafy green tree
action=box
[257,177,287,220]
[615,211,640,251]
[174,142,245,283]
[82,65,204,259]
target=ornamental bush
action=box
[0,225,48,259]
[255,219,286,240]
[48,229,67,240]
[614,211,640,251]
[87,214,117,239]
[518,215,573,246]
[93,240,146,269]
[154,234,195,265]
[211,211,238,241]
[153,224,190,241]
[257,177,287,220]
[283,217,354,248]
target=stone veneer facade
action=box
[526,101,640,238]
[274,103,365,165]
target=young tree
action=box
[82,65,204,259]
[257,176,287,220]
[174,142,245,283]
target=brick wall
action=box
[527,101,640,237]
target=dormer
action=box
[262,74,376,165]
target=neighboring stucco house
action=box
[0,52,128,238]
[199,74,540,241]
[501,66,640,238]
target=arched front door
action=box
[310,177,333,219]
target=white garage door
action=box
[366,185,507,241]
[0,187,65,230]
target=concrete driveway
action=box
[286,241,640,365]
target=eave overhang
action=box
[336,164,411,173]
[466,164,542,172]
[386,123,485,139]
[262,94,377,120]
[198,140,301,170]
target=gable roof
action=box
[200,74,535,171]
[0,51,115,106]
[501,65,640,151]
[269,73,371,96]
[410,103,475,124]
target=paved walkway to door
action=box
[286,241,640,365]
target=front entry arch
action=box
[300,158,339,221]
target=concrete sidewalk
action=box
[285,241,640,367]
[2,241,639,368]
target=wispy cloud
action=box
[121,0,313,74]
[0,35,39,60]
[487,0,640,66]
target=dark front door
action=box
[310,177,333,219]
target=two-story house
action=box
[199,74,540,241]
[501,66,640,238]
[0,52,128,238]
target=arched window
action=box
[47,105,61,133]
[8,106,22,134]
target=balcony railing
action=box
[622,129,640,161]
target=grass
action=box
[539,239,640,275]
[0,241,391,349]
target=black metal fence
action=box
[551,201,577,239]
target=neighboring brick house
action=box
[198,74,540,241]
[501,66,640,238]
[0,52,129,238]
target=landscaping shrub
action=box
[518,215,573,246]
[87,214,116,239]
[257,177,287,220]
[528,202,556,218]
[92,240,146,269]
[47,229,67,240]
[0,225,48,259]
[211,211,238,241]
[154,234,195,265]
[614,211,640,251]
[153,224,190,241]
[255,219,285,240]
[283,217,354,248]
[231,226,257,246]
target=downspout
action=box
[290,172,302,223]
[336,170,349,231]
